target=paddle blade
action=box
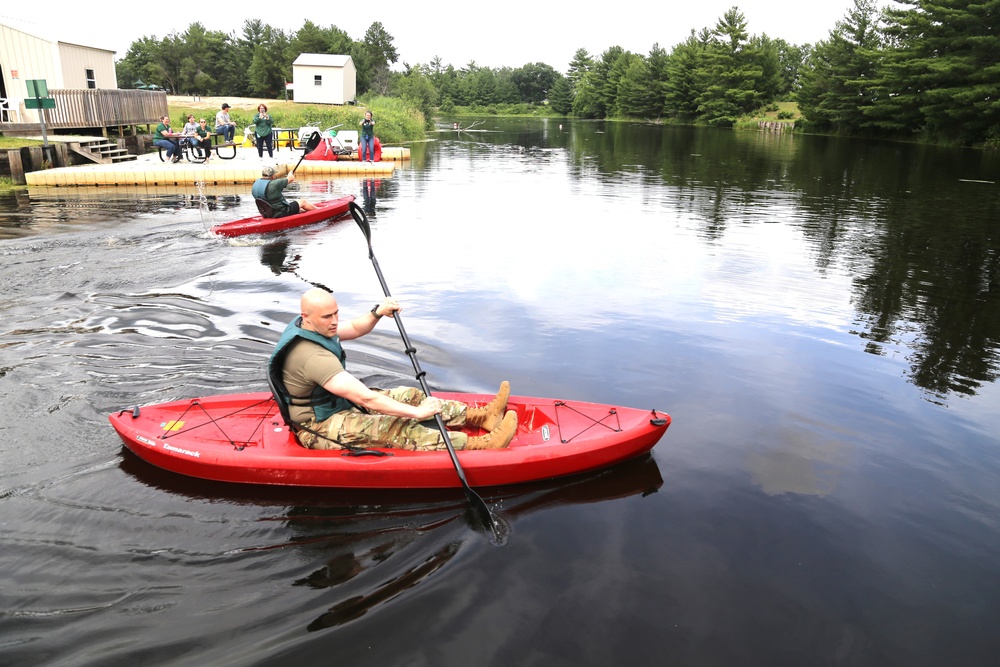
[303,130,323,153]
[467,494,510,546]
[350,201,372,244]
[289,130,325,175]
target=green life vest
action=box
[251,178,289,217]
[268,317,354,423]
[251,178,270,200]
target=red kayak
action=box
[212,195,355,237]
[108,392,671,488]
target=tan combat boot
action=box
[465,410,517,450]
[465,381,510,432]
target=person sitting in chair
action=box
[181,115,199,147]
[194,118,213,163]
[251,166,318,218]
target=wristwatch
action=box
[371,304,382,319]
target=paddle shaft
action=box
[349,202,505,542]
[367,252,475,491]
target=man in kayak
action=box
[252,166,318,218]
[269,288,518,451]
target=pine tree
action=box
[567,48,594,91]
[664,30,710,121]
[868,0,1000,143]
[695,7,764,126]
[616,57,662,118]
[796,0,884,132]
[548,76,573,115]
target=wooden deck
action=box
[0,89,167,136]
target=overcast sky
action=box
[2,1,875,73]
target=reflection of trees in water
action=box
[565,123,1000,400]
[795,142,1000,400]
[0,193,243,238]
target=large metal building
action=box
[1,18,117,124]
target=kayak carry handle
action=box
[343,450,391,458]
[116,406,141,418]
[650,418,667,426]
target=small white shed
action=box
[291,54,356,105]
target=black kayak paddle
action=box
[349,201,509,545]
[289,130,323,175]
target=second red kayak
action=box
[212,195,355,237]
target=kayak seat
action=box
[255,199,276,218]
[265,368,377,454]
[266,370,296,429]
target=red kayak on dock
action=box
[108,392,671,489]
[212,195,355,237]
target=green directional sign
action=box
[24,98,56,109]
[26,79,49,97]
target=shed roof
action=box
[292,54,353,68]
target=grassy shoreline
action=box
[166,96,427,145]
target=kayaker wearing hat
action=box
[214,102,236,143]
[268,288,518,451]
[251,165,318,218]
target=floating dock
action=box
[23,144,405,187]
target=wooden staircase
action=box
[67,138,137,164]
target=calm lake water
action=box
[2,118,999,666]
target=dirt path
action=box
[168,96,291,112]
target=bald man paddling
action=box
[268,288,517,451]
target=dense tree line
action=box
[115,19,398,99]
[118,2,1000,145]
[391,6,805,126]
[797,0,1000,145]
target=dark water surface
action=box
[2,119,999,666]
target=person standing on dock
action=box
[214,103,236,143]
[252,104,275,159]
[359,111,376,162]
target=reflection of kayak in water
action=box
[304,458,665,630]
[211,195,355,237]
[119,446,664,513]
[109,392,671,488]
[119,449,663,630]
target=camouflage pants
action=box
[297,386,471,451]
